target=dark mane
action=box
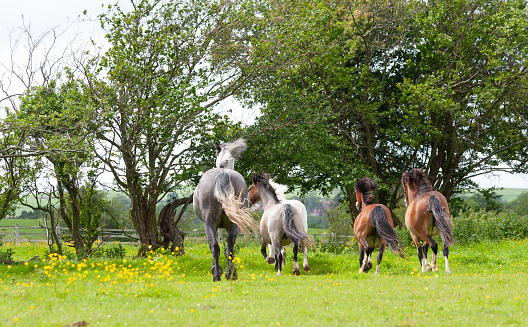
[354,177,379,206]
[252,173,280,203]
[401,168,433,197]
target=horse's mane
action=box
[354,177,379,205]
[252,173,280,203]
[268,179,289,201]
[216,138,247,158]
[401,168,433,197]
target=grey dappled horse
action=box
[193,139,258,281]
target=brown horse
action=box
[354,177,404,274]
[401,169,455,273]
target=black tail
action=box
[428,195,455,246]
[282,204,307,242]
[370,206,405,258]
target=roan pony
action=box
[249,173,310,276]
[354,177,404,274]
[401,168,455,273]
[193,139,259,281]
[253,178,312,273]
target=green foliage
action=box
[326,206,353,236]
[0,246,14,262]
[313,235,354,255]
[452,210,528,244]
[504,192,528,216]
[99,244,126,260]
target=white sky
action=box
[1,1,527,189]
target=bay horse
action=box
[354,177,404,274]
[401,168,455,273]
[252,178,312,273]
[193,139,259,281]
[249,173,310,276]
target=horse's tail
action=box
[213,172,259,236]
[428,195,455,246]
[281,204,308,243]
[370,206,405,259]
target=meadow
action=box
[1,237,527,326]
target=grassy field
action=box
[1,238,527,326]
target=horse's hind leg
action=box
[205,224,222,282]
[443,243,451,274]
[281,247,287,266]
[422,243,432,272]
[375,241,387,275]
[364,244,374,273]
[426,235,439,272]
[358,242,365,273]
[359,239,373,273]
[292,241,300,276]
[224,224,239,280]
[410,233,425,273]
[302,241,310,272]
[273,241,283,276]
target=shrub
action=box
[452,210,528,244]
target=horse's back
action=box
[193,168,249,222]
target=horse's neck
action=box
[225,159,235,170]
[259,190,279,210]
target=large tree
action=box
[84,0,261,252]
[237,0,528,223]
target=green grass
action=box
[1,239,527,326]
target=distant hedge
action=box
[395,210,528,247]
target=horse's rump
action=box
[280,204,307,242]
[213,171,258,236]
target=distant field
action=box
[459,188,528,202]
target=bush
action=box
[394,209,528,246]
[452,210,528,244]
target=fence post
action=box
[98,226,103,243]
[218,229,223,241]
[15,224,20,244]
[56,225,61,239]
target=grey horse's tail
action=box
[428,195,455,246]
[370,206,405,258]
[213,172,259,236]
[281,204,308,243]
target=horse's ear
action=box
[215,142,222,155]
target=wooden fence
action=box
[0,225,349,245]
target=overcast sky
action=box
[2,1,527,189]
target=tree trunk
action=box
[130,192,160,254]
[158,196,192,256]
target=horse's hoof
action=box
[293,269,300,276]
[446,269,451,274]
[277,271,282,276]
[266,257,276,265]
[303,265,310,272]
